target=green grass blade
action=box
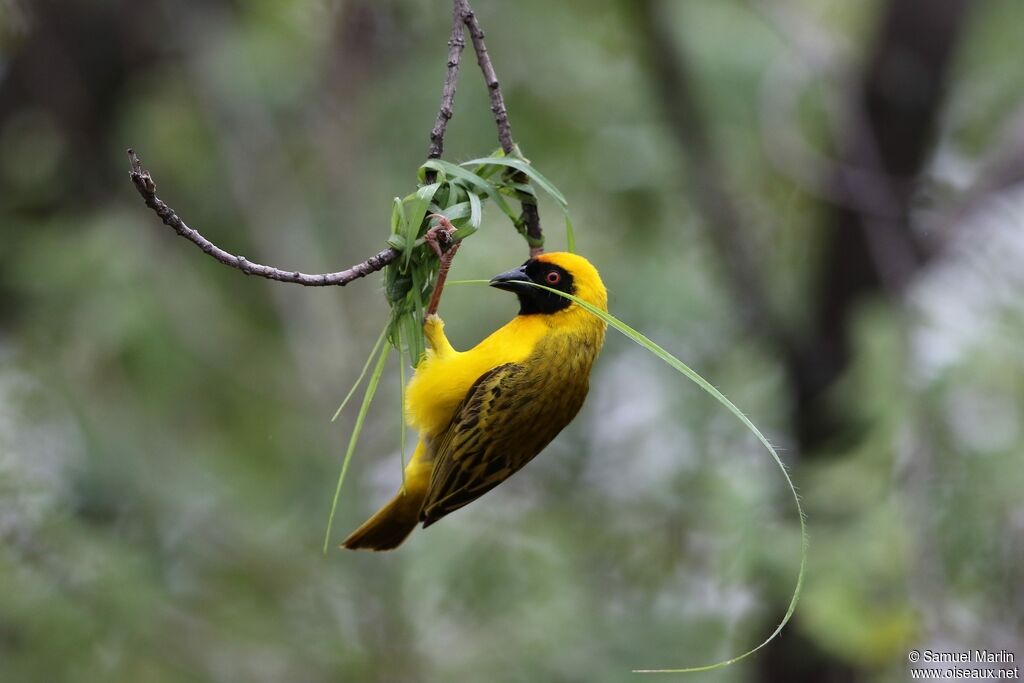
[417,162,446,185]
[420,159,518,221]
[461,156,568,207]
[437,201,472,223]
[397,331,408,488]
[465,159,503,180]
[323,338,393,554]
[386,234,406,251]
[447,183,467,206]
[390,196,405,233]
[409,297,426,366]
[407,182,441,231]
[447,278,806,673]
[507,182,536,198]
[388,198,408,253]
[451,225,478,241]
[331,328,387,422]
[468,190,483,229]
[461,156,574,251]
[402,183,441,268]
[564,213,576,253]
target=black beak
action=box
[489,265,531,292]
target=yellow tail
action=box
[341,443,430,551]
[341,487,424,551]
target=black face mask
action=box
[489,260,575,315]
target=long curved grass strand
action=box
[331,328,387,423]
[397,328,408,487]
[448,279,807,674]
[323,337,392,554]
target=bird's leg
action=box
[423,215,455,260]
[423,314,456,357]
[424,214,461,319]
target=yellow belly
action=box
[405,316,550,438]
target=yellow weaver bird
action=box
[342,252,607,550]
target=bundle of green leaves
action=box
[383,153,573,367]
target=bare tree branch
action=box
[128,0,542,289]
[426,3,467,164]
[457,0,544,254]
[458,0,514,154]
[128,149,397,287]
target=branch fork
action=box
[128,0,541,311]
[128,149,398,287]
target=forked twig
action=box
[128,0,542,293]
[128,149,397,286]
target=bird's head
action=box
[489,252,608,317]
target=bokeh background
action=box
[2,1,1022,681]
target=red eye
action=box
[545,271,561,285]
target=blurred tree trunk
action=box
[761,0,971,681]
[634,0,971,453]
[633,0,972,680]
[0,0,172,206]
[0,0,168,327]
[788,0,972,453]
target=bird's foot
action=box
[424,214,457,259]
[423,314,455,357]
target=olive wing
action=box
[420,361,587,526]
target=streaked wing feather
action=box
[420,357,588,526]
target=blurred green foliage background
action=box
[1,1,1022,681]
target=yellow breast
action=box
[405,316,544,438]
[405,309,605,439]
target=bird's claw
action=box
[424,214,457,259]
[423,314,454,356]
